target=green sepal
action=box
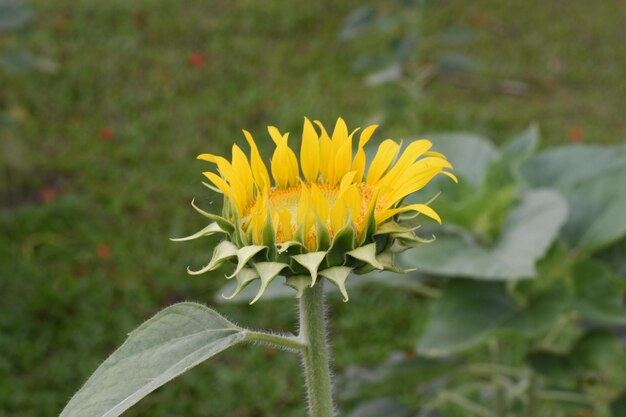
[201,180,222,195]
[373,221,415,236]
[232,212,248,247]
[222,267,259,300]
[386,238,413,253]
[190,198,234,233]
[352,262,376,275]
[187,240,238,275]
[262,209,277,259]
[170,222,226,242]
[359,193,379,245]
[347,243,384,270]
[319,266,353,302]
[326,222,355,267]
[315,216,331,251]
[250,262,290,304]
[227,245,267,279]
[378,250,416,273]
[294,222,306,247]
[393,231,435,244]
[285,275,313,298]
[277,241,304,254]
[292,251,327,286]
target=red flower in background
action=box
[99,126,114,142]
[568,127,584,143]
[96,243,111,260]
[188,52,206,68]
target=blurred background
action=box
[1,0,625,416]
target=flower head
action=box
[176,118,456,303]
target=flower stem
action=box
[299,282,334,417]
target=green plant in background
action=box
[339,0,477,129]
[60,118,456,417]
[337,128,626,417]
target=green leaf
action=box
[562,167,626,251]
[60,303,245,417]
[417,280,516,356]
[520,144,626,250]
[170,222,225,242]
[570,329,622,370]
[418,132,498,186]
[521,144,626,189]
[485,124,539,187]
[292,251,327,286]
[347,243,384,270]
[404,189,568,280]
[502,288,570,337]
[571,260,626,324]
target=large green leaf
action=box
[60,303,245,417]
[417,280,516,356]
[521,144,626,189]
[403,189,568,280]
[520,144,626,251]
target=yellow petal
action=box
[231,144,254,203]
[376,203,441,224]
[300,117,320,183]
[330,198,347,232]
[202,171,231,197]
[268,126,286,145]
[271,133,299,188]
[442,171,459,183]
[377,140,432,187]
[383,166,443,209]
[309,183,329,221]
[333,135,354,183]
[338,171,357,199]
[315,120,333,183]
[243,130,271,190]
[278,208,293,241]
[343,186,361,219]
[425,150,447,159]
[351,125,378,183]
[366,139,400,185]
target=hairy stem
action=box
[299,282,334,417]
[244,331,305,351]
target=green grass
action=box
[1,0,625,416]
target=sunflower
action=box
[175,118,456,303]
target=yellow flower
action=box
[176,118,456,303]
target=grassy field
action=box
[1,0,625,416]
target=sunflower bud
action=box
[174,118,456,303]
